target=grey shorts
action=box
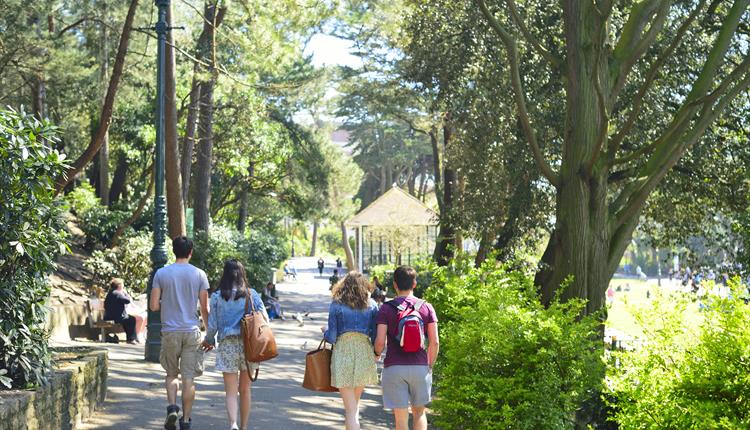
[381,365,432,409]
[160,330,204,379]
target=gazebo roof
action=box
[346,186,438,227]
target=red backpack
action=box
[387,299,426,353]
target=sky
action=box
[304,34,363,68]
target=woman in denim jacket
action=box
[202,260,268,430]
[323,271,379,430]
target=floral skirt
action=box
[331,332,378,388]
[215,335,259,374]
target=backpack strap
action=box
[384,299,400,310]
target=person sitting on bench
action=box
[104,278,139,344]
[262,282,284,320]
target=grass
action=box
[606,278,703,340]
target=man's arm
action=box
[199,289,209,332]
[426,322,439,368]
[374,324,388,356]
[149,287,161,312]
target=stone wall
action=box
[47,302,93,341]
[0,348,107,430]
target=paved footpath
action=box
[66,257,390,430]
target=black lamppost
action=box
[145,0,170,362]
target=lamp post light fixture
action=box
[145,0,171,363]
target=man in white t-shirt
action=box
[149,236,209,430]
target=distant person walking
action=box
[336,257,343,269]
[103,278,139,344]
[317,257,325,276]
[329,269,340,291]
[149,236,210,430]
[202,260,268,430]
[375,266,439,430]
[370,276,386,306]
[372,275,386,296]
[606,286,615,305]
[323,272,379,430]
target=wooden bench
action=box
[85,299,124,342]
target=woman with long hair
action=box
[323,271,379,430]
[202,259,268,430]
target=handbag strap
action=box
[245,290,257,314]
[245,362,259,382]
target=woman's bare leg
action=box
[223,372,239,428]
[239,370,252,430]
[339,386,364,430]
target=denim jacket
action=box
[205,289,267,345]
[324,299,379,345]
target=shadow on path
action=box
[72,257,391,429]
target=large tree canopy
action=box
[464,0,750,313]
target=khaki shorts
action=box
[160,330,204,379]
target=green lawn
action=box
[606,278,703,340]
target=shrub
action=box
[369,259,435,297]
[608,281,750,429]
[318,225,344,256]
[424,256,604,429]
[64,182,100,216]
[0,110,68,389]
[79,205,130,250]
[84,231,169,295]
[65,182,151,250]
[192,224,288,291]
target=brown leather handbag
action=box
[302,339,338,392]
[240,293,278,381]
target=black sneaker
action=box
[179,418,192,429]
[164,405,180,430]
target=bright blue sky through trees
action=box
[305,34,362,68]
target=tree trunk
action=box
[433,119,455,266]
[475,230,494,267]
[110,167,154,247]
[181,77,201,205]
[98,134,110,205]
[109,154,128,204]
[492,178,531,261]
[309,221,319,256]
[31,73,46,121]
[407,166,416,195]
[237,188,249,233]
[379,166,387,195]
[98,1,110,206]
[417,171,427,201]
[193,3,221,234]
[193,80,214,233]
[89,152,100,194]
[164,2,185,238]
[429,127,443,212]
[535,2,614,317]
[341,222,356,270]
[54,0,140,194]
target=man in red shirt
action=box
[374,266,439,430]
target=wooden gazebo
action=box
[346,187,438,272]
